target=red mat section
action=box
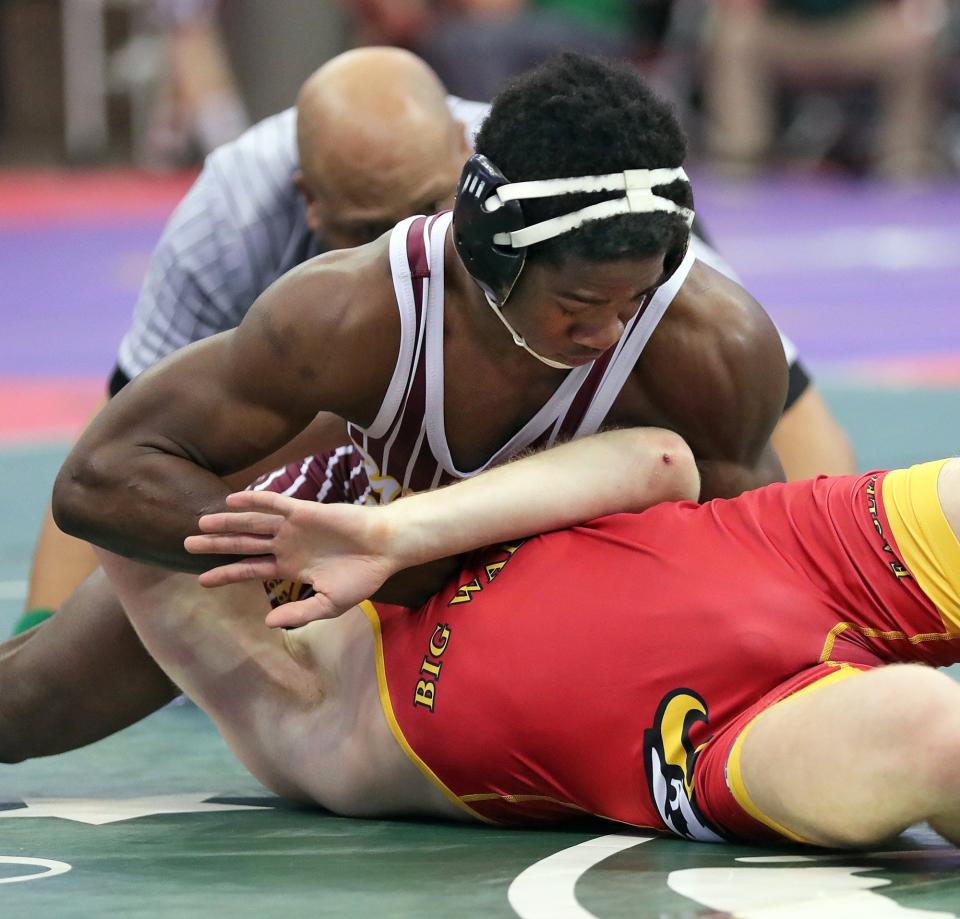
[0,378,104,442]
[0,169,196,226]
[835,354,960,387]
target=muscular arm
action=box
[629,261,788,499]
[53,245,395,572]
[188,426,700,624]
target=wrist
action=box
[380,494,436,571]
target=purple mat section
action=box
[2,219,165,377]
[694,176,960,369]
[2,174,958,379]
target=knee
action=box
[875,665,960,794]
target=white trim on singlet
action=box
[375,219,432,480]
[422,214,598,479]
[574,245,697,439]
[362,215,423,440]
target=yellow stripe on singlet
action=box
[725,664,864,845]
[882,460,960,633]
[357,601,494,824]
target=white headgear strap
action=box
[485,167,694,249]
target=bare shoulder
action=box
[235,235,401,425]
[676,260,784,369]
[640,259,788,461]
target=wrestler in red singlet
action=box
[357,464,960,843]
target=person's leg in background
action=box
[702,1,773,173]
[12,397,108,636]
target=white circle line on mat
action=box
[508,834,653,919]
[0,855,72,885]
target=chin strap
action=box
[484,294,575,370]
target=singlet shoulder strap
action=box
[573,244,697,439]
[356,216,432,440]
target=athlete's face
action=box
[503,253,668,367]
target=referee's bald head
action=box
[294,48,471,249]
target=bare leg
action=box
[96,550,319,800]
[95,549,467,819]
[932,457,960,542]
[702,3,771,170]
[0,569,177,763]
[17,397,109,627]
[22,506,100,614]
[737,663,960,847]
[771,384,856,480]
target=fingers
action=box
[224,490,296,514]
[264,595,343,629]
[196,510,282,535]
[185,533,274,556]
[197,556,279,588]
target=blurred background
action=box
[2,0,960,628]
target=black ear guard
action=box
[452,154,527,306]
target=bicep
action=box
[88,294,332,481]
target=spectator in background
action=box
[343,0,635,100]
[141,0,249,168]
[701,0,949,180]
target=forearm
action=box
[385,427,698,569]
[772,385,856,480]
[54,448,234,572]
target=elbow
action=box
[52,453,107,541]
[657,430,700,502]
[628,428,700,506]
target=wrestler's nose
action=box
[571,316,626,352]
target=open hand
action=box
[185,490,397,628]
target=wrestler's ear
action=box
[454,119,472,158]
[293,170,322,235]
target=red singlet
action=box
[364,472,959,841]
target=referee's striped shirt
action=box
[116,97,491,382]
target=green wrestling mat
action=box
[2,383,960,917]
[2,703,958,917]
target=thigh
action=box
[97,549,323,801]
[0,568,177,761]
[712,662,960,847]
[95,550,462,820]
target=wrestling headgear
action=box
[452,153,695,309]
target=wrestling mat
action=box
[3,696,958,916]
[2,171,960,916]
